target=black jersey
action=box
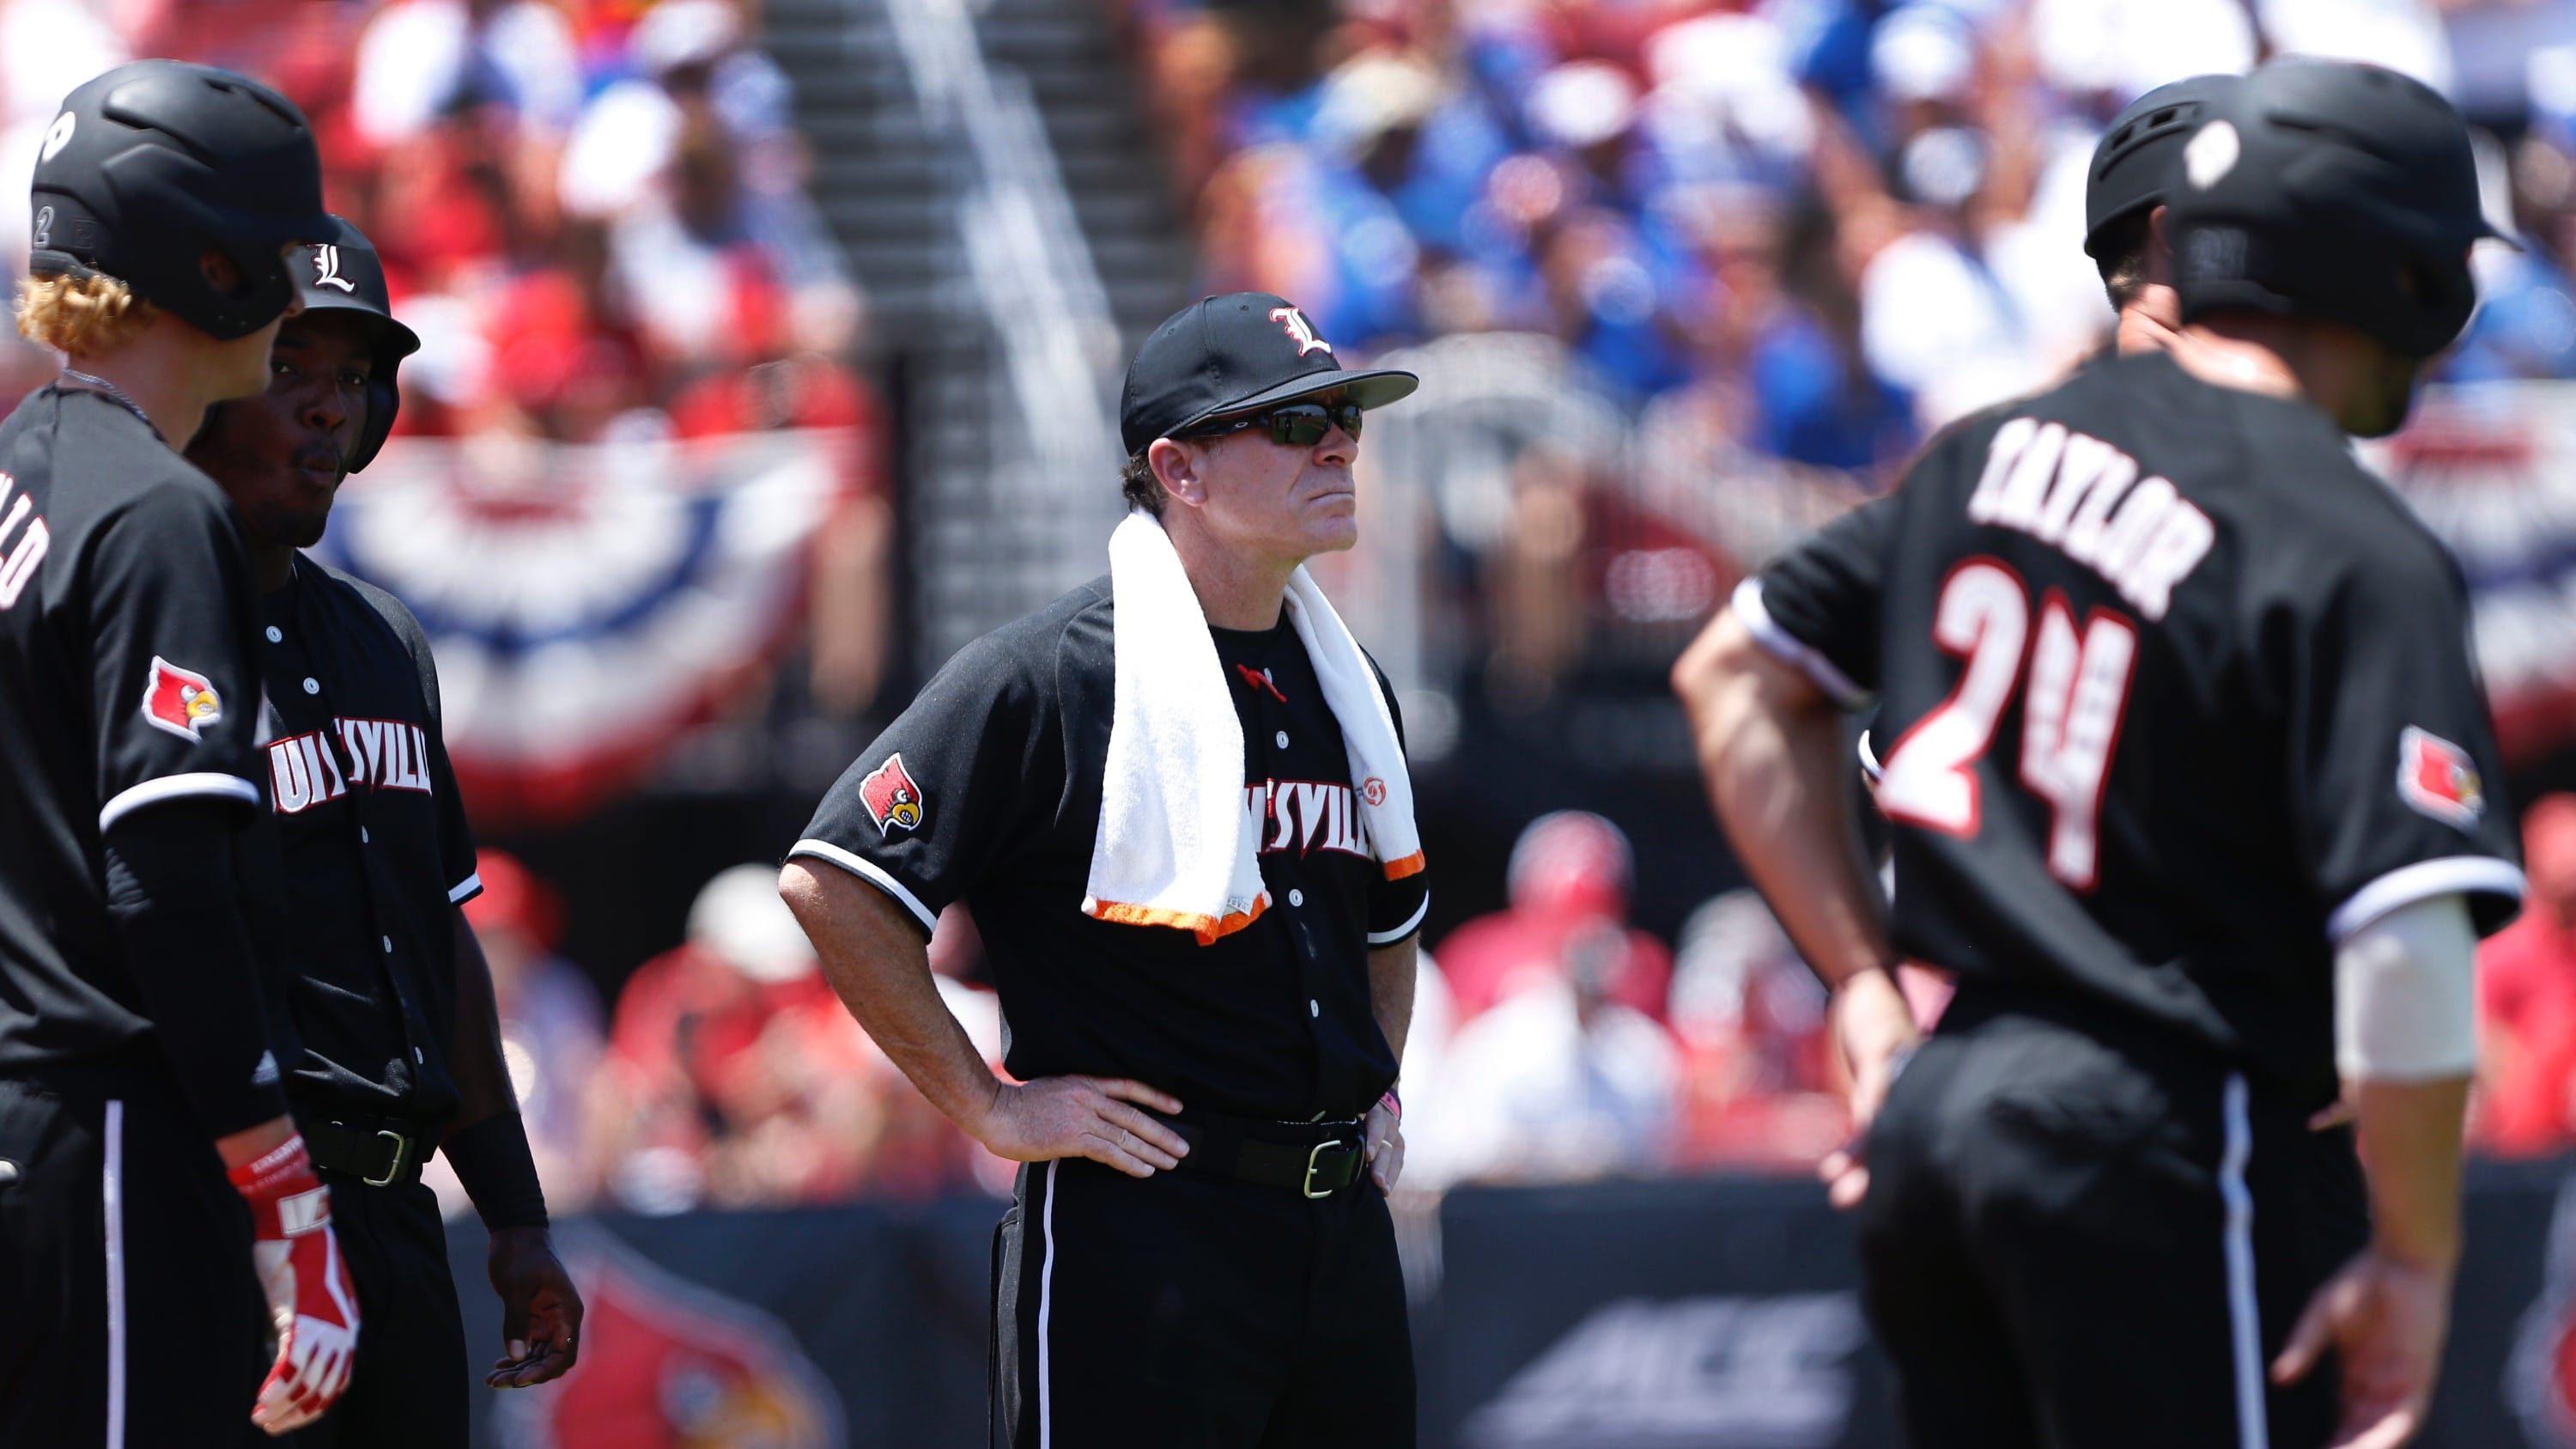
[240,561,480,1125]
[791,578,1431,1121]
[1747,351,2524,1105]
[0,387,276,1075]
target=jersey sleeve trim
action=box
[98,773,263,832]
[788,838,939,935]
[2326,855,2527,946]
[1368,893,1431,947]
[1734,578,1869,709]
[447,872,484,905]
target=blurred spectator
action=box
[2476,794,2576,1155]
[1435,810,1671,1022]
[598,864,869,1210]
[462,849,607,1210]
[1412,917,1682,1184]
[1666,892,1849,1171]
[350,0,583,150]
[597,866,1003,1209]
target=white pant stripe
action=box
[2219,1074,2268,1449]
[1037,1159,1058,1449]
[102,1099,126,1449]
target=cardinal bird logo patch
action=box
[141,656,223,741]
[859,752,925,834]
[2397,727,2484,830]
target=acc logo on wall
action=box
[1459,1293,1865,1449]
[490,1225,846,1449]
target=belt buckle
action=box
[364,1128,411,1187]
[1303,1138,1356,1199]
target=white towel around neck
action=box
[1082,511,1423,944]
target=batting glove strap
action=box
[228,1134,331,1241]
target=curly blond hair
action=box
[15,273,160,356]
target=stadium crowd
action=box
[0,0,873,447]
[1128,0,2576,460]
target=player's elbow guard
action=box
[2334,893,2479,1083]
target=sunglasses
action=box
[1188,400,1364,448]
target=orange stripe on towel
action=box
[1084,893,1269,945]
[1381,851,1426,881]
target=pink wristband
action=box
[1377,1087,1401,1122]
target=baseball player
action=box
[2084,74,2237,353]
[184,216,583,1446]
[781,292,1428,1446]
[1674,61,2520,1449]
[0,61,358,1441]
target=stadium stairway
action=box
[764,0,1193,677]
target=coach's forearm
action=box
[1367,935,1417,1066]
[779,861,1001,1129]
[1674,610,1895,989]
[2354,1076,2470,1269]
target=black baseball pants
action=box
[1856,983,2370,1449]
[0,1056,270,1446]
[992,1157,1415,1448]
[263,1172,467,1448]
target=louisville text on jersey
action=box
[0,472,47,610]
[1244,778,1376,861]
[142,655,224,741]
[1965,417,2215,622]
[2397,725,2485,829]
[267,717,435,814]
[860,752,925,833]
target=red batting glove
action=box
[228,1135,360,1435]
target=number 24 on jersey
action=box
[1874,558,2139,892]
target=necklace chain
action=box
[58,369,161,439]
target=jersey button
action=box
[264,626,282,643]
[1275,731,1290,748]
[301,678,319,695]
[1309,999,1320,1018]
[360,828,370,844]
[380,935,392,953]
[1288,888,1304,907]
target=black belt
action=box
[1163,1110,1368,1198]
[302,1114,431,1187]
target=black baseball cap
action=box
[1119,292,1419,456]
[2085,73,2239,259]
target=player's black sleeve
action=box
[88,482,265,825]
[790,631,1052,937]
[349,575,480,902]
[1741,490,1900,706]
[1362,654,1429,946]
[2282,544,2524,942]
[102,800,289,1136]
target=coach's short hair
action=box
[2093,211,2153,313]
[15,273,159,356]
[1120,449,1166,518]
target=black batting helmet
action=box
[289,218,418,473]
[2168,60,2506,359]
[28,60,334,341]
[2083,74,2237,259]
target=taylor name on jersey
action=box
[266,716,435,814]
[1965,417,2216,623]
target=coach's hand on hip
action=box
[1364,1095,1404,1193]
[1819,969,1918,1211]
[970,1075,1193,1178]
